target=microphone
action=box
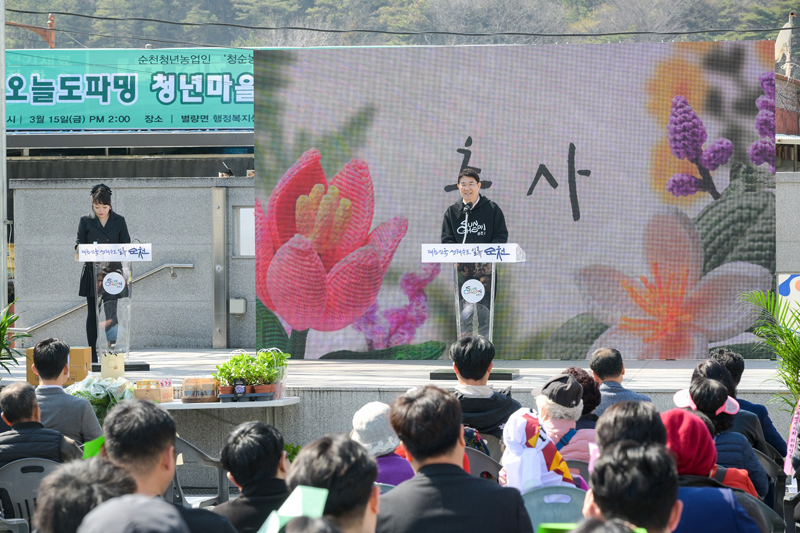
[463,201,473,213]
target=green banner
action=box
[6,48,254,130]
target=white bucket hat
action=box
[350,401,400,457]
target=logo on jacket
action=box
[457,220,486,237]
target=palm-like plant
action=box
[0,300,28,375]
[740,289,800,412]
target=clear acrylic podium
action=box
[421,243,526,341]
[78,244,152,375]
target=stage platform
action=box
[3,349,792,488]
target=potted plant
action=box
[251,348,289,399]
[213,350,257,398]
[741,289,800,412]
[0,300,28,376]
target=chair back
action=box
[464,447,501,481]
[754,448,787,515]
[375,483,394,494]
[481,434,505,459]
[565,460,590,483]
[739,490,785,533]
[0,458,60,523]
[522,486,587,533]
[164,437,230,508]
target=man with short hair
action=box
[589,348,651,417]
[34,456,137,533]
[583,441,683,533]
[102,399,236,533]
[32,338,102,444]
[378,385,532,533]
[451,335,521,439]
[709,347,786,456]
[287,434,379,533]
[0,381,81,468]
[213,422,290,533]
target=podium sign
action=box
[78,243,152,262]
[421,243,525,263]
[78,244,152,368]
[422,244,526,342]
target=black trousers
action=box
[86,296,97,363]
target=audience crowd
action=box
[0,335,792,533]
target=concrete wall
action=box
[778,172,800,274]
[10,177,256,350]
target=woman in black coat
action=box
[75,184,130,362]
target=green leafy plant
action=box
[252,348,290,385]
[213,351,257,386]
[284,442,301,463]
[1,300,29,375]
[740,290,797,411]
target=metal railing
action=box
[10,263,194,334]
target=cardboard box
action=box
[26,346,90,387]
[134,386,174,404]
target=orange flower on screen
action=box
[575,208,771,359]
[650,140,700,206]
[647,50,709,127]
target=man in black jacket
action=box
[441,169,508,337]
[0,382,81,468]
[377,386,532,533]
[213,422,289,533]
[441,169,508,245]
[102,400,237,533]
[451,335,520,440]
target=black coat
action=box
[76,211,131,297]
[377,463,532,533]
[441,195,508,244]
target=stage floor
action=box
[2,349,786,394]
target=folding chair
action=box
[464,447,501,481]
[755,448,788,515]
[565,460,590,483]
[164,437,230,508]
[375,483,394,494]
[481,434,505,459]
[0,458,60,525]
[521,485,586,533]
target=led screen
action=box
[254,41,776,360]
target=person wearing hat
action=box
[660,409,763,533]
[351,402,414,486]
[673,378,768,499]
[533,374,596,462]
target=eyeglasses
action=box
[458,182,477,188]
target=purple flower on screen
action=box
[760,72,776,100]
[353,263,441,350]
[756,95,775,113]
[665,96,729,200]
[756,110,775,140]
[699,138,734,171]
[749,139,776,173]
[666,174,701,197]
[749,72,776,173]
[668,96,708,163]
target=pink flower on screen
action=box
[255,148,408,332]
[575,208,771,359]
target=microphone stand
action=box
[461,202,472,244]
